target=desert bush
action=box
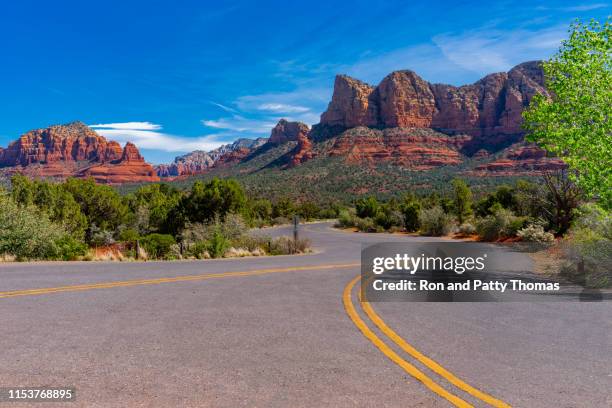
[336,209,357,228]
[560,204,611,288]
[517,224,555,243]
[0,195,67,260]
[140,233,176,259]
[207,229,230,258]
[476,208,525,241]
[355,196,380,219]
[355,217,377,233]
[419,206,453,236]
[401,202,421,232]
[232,234,271,252]
[54,236,88,260]
[374,208,403,230]
[271,216,290,226]
[269,236,311,255]
[458,223,477,236]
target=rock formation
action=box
[0,122,159,183]
[319,61,548,145]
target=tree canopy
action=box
[523,18,611,209]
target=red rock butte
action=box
[0,122,159,184]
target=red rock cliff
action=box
[0,122,159,184]
[319,61,548,143]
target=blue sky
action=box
[0,1,609,163]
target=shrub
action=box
[355,217,377,233]
[188,241,210,259]
[517,225,555,243]
[336,209,357,228]
[401,202,421,232]
[458,223,476,235]
[54,235,88,260]
[0,195,67,260]
[374,208,403,230]
[140,233,176,259]
[118,228,140,244]
[271,216,290,225]
[476,208,525,241]
[232,234,271,252]
[207,229,230,258]
[355,197,380,219]
[419,206,453,236]
[269,236,311,255]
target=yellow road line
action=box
[0,263,360,299]
[360,297,511,408]
[342,276,473,408]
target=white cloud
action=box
[89,122,226,152]
[201,115,277,133]
[256,103,310,113]
[562,3,608,11]
[432,25,566,74]
[209,101,238,113]
[90,121,161,131]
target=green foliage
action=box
[63,178,128,240]
[140,233,176,259]
[355,196,380,218]
[251,199,273,221]
[523,18,611,209]
[563,204,611,287]
[296,202,320,221]
[418,206,453,236]
[54,235,88,261]
[476,208,526,241]
[452,179,473,224]
[401,201,421,232]
[126,183,181,234]
[272,197,295,218]
[207,228,230,258]
[118,228,140,244]
[0,194,68,260]
[182,178,247,224]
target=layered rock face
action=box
[0,122,159,183]
[329,127,469,170]
[474,145,566,175]
[319,61,547,142]
[0,122,123,166]
[268,119,310,145]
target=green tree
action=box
[452,179,473,224]
[355,196,380,218]
[183,178,247,224]
[401,201,421,232]
[523,19,611,209]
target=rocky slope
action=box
[0,122,159,183]
[155,137,268,178]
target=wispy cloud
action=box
[89,122,226,152]
[201,115,277,133]
[547,3,609,11]
[209,101,238,113]
[432,25,565,75]
[566,3,608,11]
[257,103,310,113]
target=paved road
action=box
[0,223,610,407]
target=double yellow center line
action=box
[0,263,360,299]
[343,276,511,407]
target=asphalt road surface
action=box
[0,222,610,407]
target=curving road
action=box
[0,222,610,407]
